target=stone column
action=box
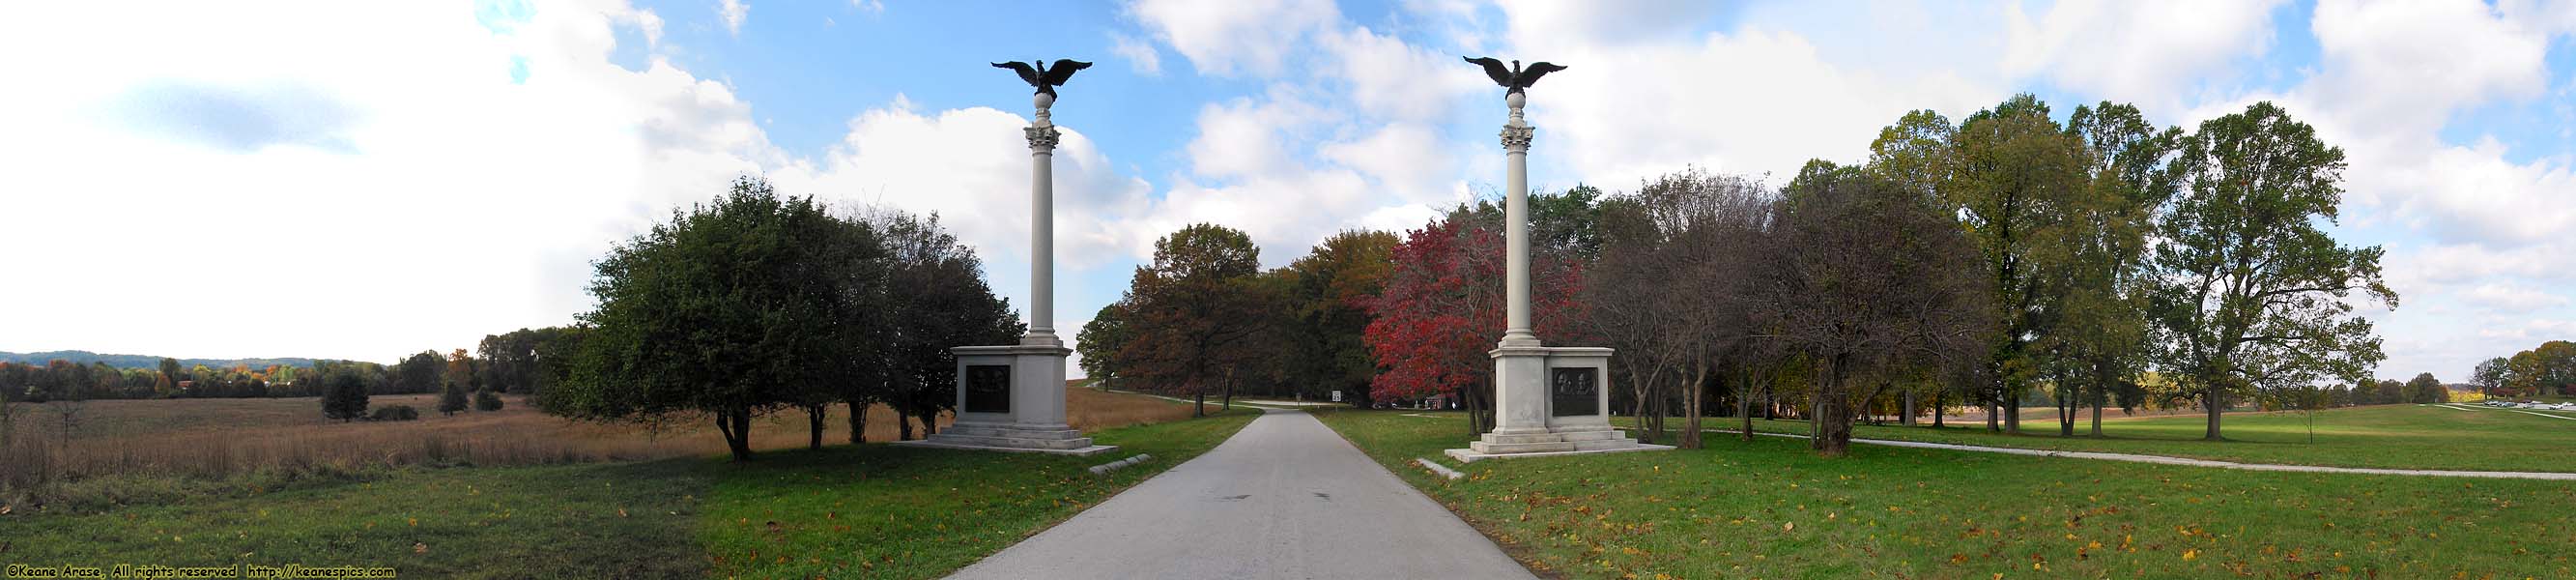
[1499,92,1538,348]
[1449,67,1669,462]
[1024,93,1061,346]
[1489,91,1548,437]
[902,88,1110,457]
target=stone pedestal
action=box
[901,341,1116,456]
[1446,346,1672,463]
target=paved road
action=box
[948,409,1536,580]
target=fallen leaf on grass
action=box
[414,542,428,555]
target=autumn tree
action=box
[1365,209,1588,435]
[444,349,475,394]
[2511,340,2576,396]
[1113,224,1276,416]
[2147,102,2393,441]
[1766,162,1992,457]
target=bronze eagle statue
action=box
[992,59,1093,98]
[1463,57,1566,95]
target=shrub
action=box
[369,405,420,421]
[322,374,368,422]
[438,382,468,417]
[473,390,504,412]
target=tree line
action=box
[536,178,1019,461]
[2473,340,2575,398]
[1084,96,2409,455]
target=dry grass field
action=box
[0,385,1204,508]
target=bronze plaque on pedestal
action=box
[964,364,1011,413]
[1551,367,1596,417]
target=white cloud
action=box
[2004,0,2285,112]
[2460,282,2572,311]
[2151,0,2576,380]
[718,0,748,35]
[1506,25,1997,188]
[1183,91,1333,180]
[1126,0,1339,76]
[1109,32,1161,76]
[2306,0,2554,138]
[1492,0,1717,47]
[1319,25,1487,122]
[0,0,844,362]
[771,101,1154,274]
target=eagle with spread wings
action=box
[992,59,1094,98]
[1463,57,1566,95]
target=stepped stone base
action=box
[1444,426,1674,463]
[897,421,1118,456]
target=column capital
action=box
[1025,125,1061,153]
[1500,125,1533,153]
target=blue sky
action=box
[2,0,2572,385]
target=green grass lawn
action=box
[1316,409,2576,579]
[1618,403,2576,473]
[0,409,1258,579]
[699,408,1258,578]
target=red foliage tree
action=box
[1363,214,1587,434]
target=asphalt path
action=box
[947,409,1535,580]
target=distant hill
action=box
[0,350,322,369]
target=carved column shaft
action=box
[1500,92,1538,347]
[1024,94,1062,345]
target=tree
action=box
[2147,102,2394,440]
[439,381,468,416]
[157,357,185,387]
[323,372,368,422]
[392,351,443,394]
[2474,357,2511,399]
[444,349,476,394]
[2404,372,2447,404]
[2532,340,2576,396]
[2035,102,2182,437]
[1766,162,1992,457]
[1939,95,2095,435]
[1076,301,1135,389]
[1274,230,1398,405]
[474,388,504,412]
[549,177,867,461]
[2373,379,2404,405]
[869,210,1020,441]
[477,329,559,394]
[1113,223,1275,417]
[1588,168,1774,448]
[1365,210,1588,435]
